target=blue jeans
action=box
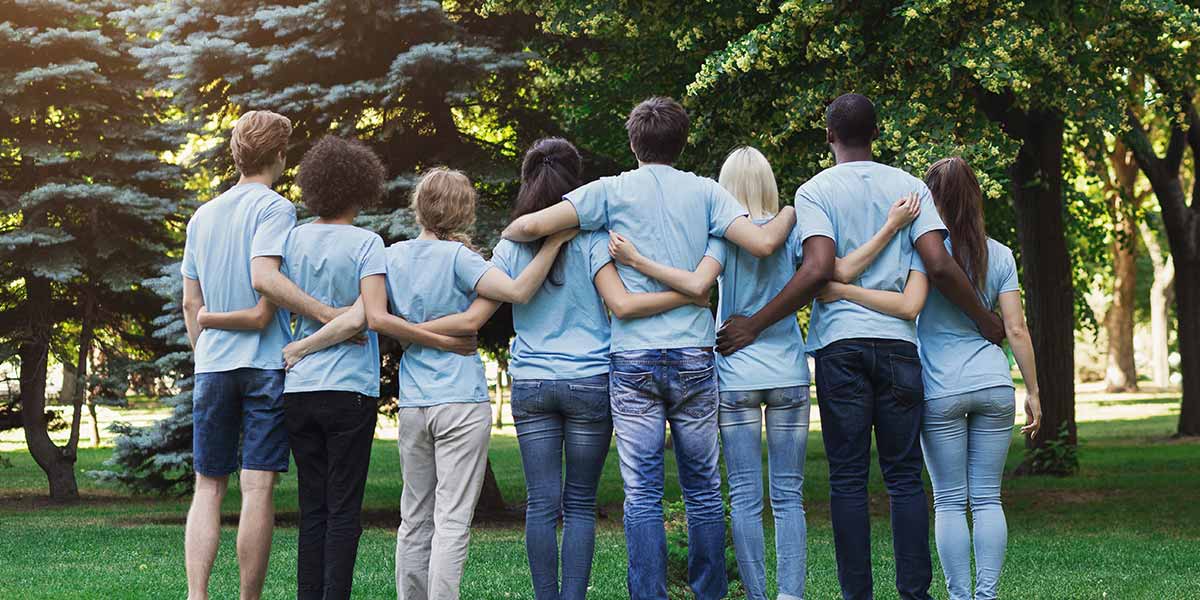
[609,348,726,600]
[511,374,614,600]
[192,368,288,476]
[921,386,1015,600]
[814,339,932,600]
[719,386,810,600]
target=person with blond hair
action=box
[180,109,297,600]
[608,146,921,600]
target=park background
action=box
[1,1,1198,598]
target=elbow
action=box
[182,297,204,314]
[254,312,275,330]
[685,282,712,299]
[745,241,773,259]
[900,304,923,321]
[831,266,853,285]
[1005,322,1030,344]
[364,309,386,332]
[607,298,633,320]
[811,262,834,289]
[250,274,270,297]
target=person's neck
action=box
[636,160,673,168]
[833,145,873,164]
[417,228,439,241]
[314,213,356,226]
[237,172,276,187]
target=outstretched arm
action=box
[593,263,704,319]
[607,233,722,298]
[501,200,581,242]
[182,277,204,349]
[716,235,836,355]
[914,232,1005,345]
[419,297,503,337]
[998,290,1040,438]
[251,256,343,324]
[721,207,796,258]
[361,275,478,355]
[197,298,277,331]
[833,194,920,283]
[282,298,366,369]
[816,270,929,321]
[475,229,577,303]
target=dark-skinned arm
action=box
[716,236,836,355]
[914,231,1005,345]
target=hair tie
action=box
[542,156,554,165]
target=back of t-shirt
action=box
[796,161,946,352]
[181,183,294,373]
[384,239,492,407]
[566,164,747,352]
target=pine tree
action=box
[0,0,185,500]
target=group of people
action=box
[181,93,1042,600]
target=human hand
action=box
[886,193,921,232]
[282,342,307,371]
[445,334,479,356]
[979,311,1006,346]
[816,282,848,303]
[689,292,710,308]
[608,232,642,267]
[1021,392,1042,438]
[716,315,759,356]
[548,228,579,247]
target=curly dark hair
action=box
[296,136,386,219]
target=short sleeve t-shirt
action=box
[707,220,810,391]
[181,183,294,373]
[384,239,492,407]
[565,164,748,352]
[282,224,386,397]
[491,231,612,381]
[796,161,946,352]
[917,238,1020,399]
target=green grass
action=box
[2,414,1198,599]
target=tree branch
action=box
[970,84,1029,140]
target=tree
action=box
[1099,141,1142,392]
[1139,216,1176,389]
[0,1,184,500]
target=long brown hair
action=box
[412,167,477,249]
[925,157,988,291]
[510,138,582,285]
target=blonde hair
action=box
[230,110,292,176]
[412,167,477,248]
[718,146,779,218]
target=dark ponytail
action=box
[925,157,989,292]
[511,138,584,285]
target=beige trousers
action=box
[395,402,492,600]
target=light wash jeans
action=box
[719,386,810,600]
[609,348,727,600]
[921,386,1016,600]
[511,374,613,600]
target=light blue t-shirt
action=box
[918,238,1020,400]
[181,183,294,373]
[566,164,748,352]
[282,224,386,397]
[491,231,612,381]
[796,161,947,352]
[384,239,493,407]
[708,220,810,391]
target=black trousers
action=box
[284,391,378,600]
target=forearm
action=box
[630,257,713,298]
[477,241,565,304]
[420,298,500,336]
[197,308,265,331]
[373,312,458,349]
[252,259,337,323]
[294,304,365,356]
[724,207,795,258]
[928,265,993,327]
[1008,326,1039,395]
[835,224,900,283]
[183,305,202,349]
[501,200,579,242]
[617,291,694,319]
[841,287,919,320]
[748,267,826,333]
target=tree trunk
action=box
[1140,220,1175,389]
[19,277,80,501]
[1103,145,1139,392]
[1175,258,1200,436]
[1010,111,1077,453]
[474,458,507,513]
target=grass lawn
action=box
[2,395,1198,599]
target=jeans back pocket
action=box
[889,354,924,406]
[610,368,656,416]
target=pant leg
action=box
[666,350,726,600]
[764,386,811,600]
[920,395,971,600]
[397,407,436,600]
[718,391,768,600]
[967,387,1016,600]
[559,375,613,600]
[321,393,378,600]
[427,402,493,600]
[512,380,566,600]
[872,343,933,600]
[814,343,876,600]
[285,392,328,600]
[609,354,668,600]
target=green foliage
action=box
[663,499,740,598]
[1023,422,1080,477]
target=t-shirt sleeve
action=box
[909,182,947,244]
[909,249,927,274]
[564,179,607,231]
[997,245,1021,293]
[795,186,835,243]
[251,198,297,258]
[181,218,198,279]
[454,245,494,293]
[708,181,749,237]
[588,231,613,279]
[490,240,516,278]
[359,234,387,279]
[787,222,805,267]
[703,236,727,267]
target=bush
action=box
[664,499,743,598]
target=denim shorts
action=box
[193,367,289,476]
